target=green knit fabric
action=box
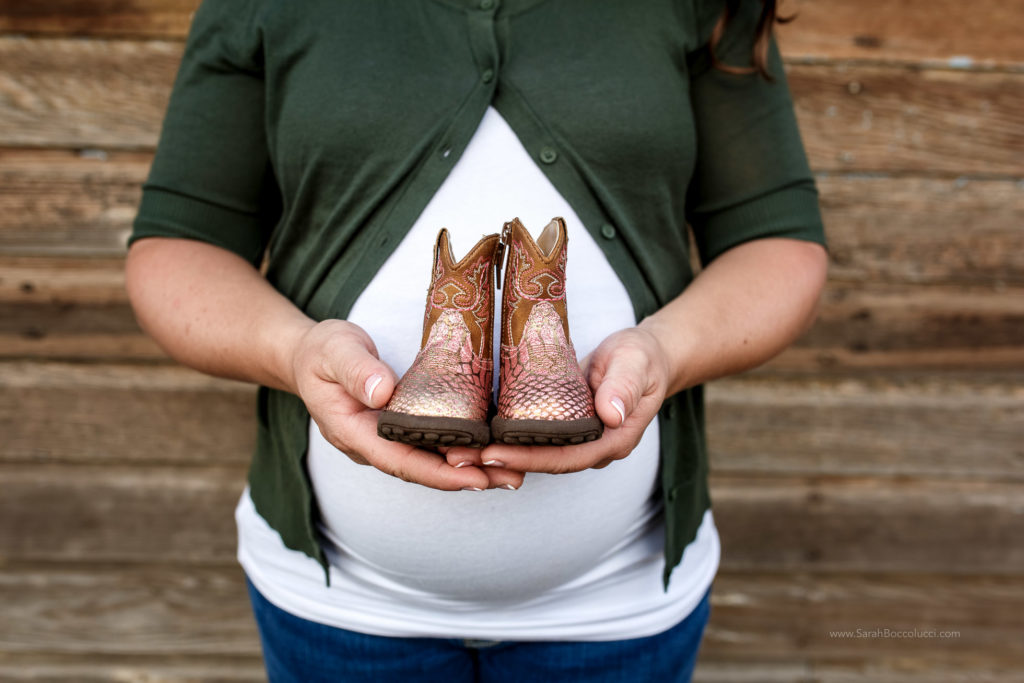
[129,0,828,590]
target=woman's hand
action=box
[443,238,828,476]
[125,238,525,490]
[293,319,524,490]
[452,326,671,474]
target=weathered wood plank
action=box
[777,282,1024,372]
[1,564,1021,672]
[703,571,1024,666]
[0,148,147,256]
[696,660,1024,683]
[0,0,199,39]
[0,362,255,465]
[3,0,1023,74]
[0,37,179,150]
[815,174,1024,286]
[787,64,1024,176]
[0,329,161,360]
[0,564,258,656]
[0,656,265,683]
[0,463,245,562]
[0,299,157,360]
[0,254,158,356]
[707,372,1024,480]
[0,256,128,303]
[773,346,1024,374]
[775,0,1024,70]
[710,476,1024,574]
[1,460,1021,572]
[0,37,1020,175]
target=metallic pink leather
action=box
[495,217,598,424]
[498,301,596,421]
[385,309,492,421]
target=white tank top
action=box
[235,105,719,641]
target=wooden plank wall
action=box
[1,0,1022,680]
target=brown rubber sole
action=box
[491,416,604,446]
[377,410,491,448]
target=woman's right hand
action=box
[291,319,523,491]
[125,239,520,491]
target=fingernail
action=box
[454,461,472,469]
[461,486,483,492]
[482,459,505,467]
[499,483,517,490]
[364,374,383,404]
[610,396,626,426]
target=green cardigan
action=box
[129,0,827,589]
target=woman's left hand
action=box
[449,326,672,474]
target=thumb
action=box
[324,331,398,410]
[591,350,646,429]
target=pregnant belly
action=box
[306,417,661,602]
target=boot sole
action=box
[491,416,604,446]
[377,411,491,448]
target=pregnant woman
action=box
[125,0,828,680]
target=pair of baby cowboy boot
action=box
[377,216,603,448]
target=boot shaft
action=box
[496,216,572,352]
[421,229,501,361]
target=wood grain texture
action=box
[0,361,255,465]
[710,476,1024,574]
[0,256,129,303]
[0,656,265,683]
[0,37,178,149]
[0,463,245,562]
[778,282,1024,372]
[695,661,1024,683]
[0,37,1020,175]
[0,148,148,256]
[0,300,157,360]
[2,459,1021,572]
[0,0,199,39]
[775,0,1024,70]
[787,64,1024,176]
[0,564,258,656]
[815,174,1024,286]
[0,256,163,360]
[707,371,1024,480]
[703,571,1024,664]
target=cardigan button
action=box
[481,68,495,83]
[667,486,679,503]
[479,0,495,8]
[539,146,558,164]
[661,402,674,420]
[600,223,616,239]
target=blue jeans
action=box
[244,572,711,682]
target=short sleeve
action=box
[685,0,828,265]
[127,0,280,267]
